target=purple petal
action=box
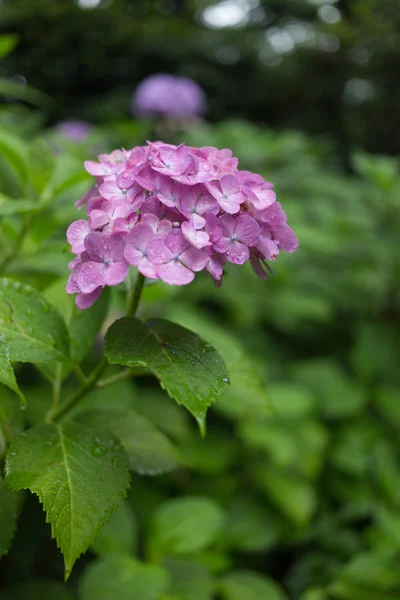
[218,214,236,237]
[164,228,187,256]
[181,221,211,249]
[126,223,154,252]
[179,245,209,271]
[138,255,158,279]
[147,237,174,264]
[156,261,195,286]
[85,232,126,262]
[226,241,250,265]
[67,220,90,254]
[104,261,129,286]
[76,287,103,309]
[116,169,136,189]
[78,261,107,293]
[234,214,260,246]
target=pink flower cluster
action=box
[66,141,298,309]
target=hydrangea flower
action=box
[67,141,298,308]
[54,120,92,143]
[132,74,206,118]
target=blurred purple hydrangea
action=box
[132,74,206,119]
[55,120,93,143]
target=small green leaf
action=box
[0,278,70,363]
[0,194,38,216]
[105,316,229,423]
[91,501,138,557]
[151,497,225,557]
[0,580,75,600]
[0,34,18,59]
[80,555,170,600]
[28,139,55,197]
[0,129,30,185]
[5,422,130,577]
[0,335,25,403]
[256,467,317,527]
[164,558,215,600]
[219,571,288,600]
[0,478,19,558]
[80,407,183,475]
[0,79,51,108]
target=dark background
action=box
[1,0,399,159]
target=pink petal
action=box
[164,229,187,256]
[116,169,136,189]
[147,237,174,264]
[78,261,107,293]
[219,198,241,214]
[134,166,156,191]
[226,241,250,265]
[138,256,158,279]
[234,214,260,246]
[156,261,195,286]
[179,245,209,271]
[219,214,236,237]
[126,223,154,252]
[104,261,129,286]
[67,220,90,254]
[124,245,143,266]
[181,221,211,250]
[76,287,103,309]
[257,232,279,261]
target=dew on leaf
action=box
[91,444,107,456]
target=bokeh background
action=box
[0,0,400,599]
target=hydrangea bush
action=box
[0,128,297,585]
[67,141,297,309]
[132,74,206,118]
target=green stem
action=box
[46,272,146,423]
[52,363,62,407]
[126,272,145,316]
[96,368,138,390]
[0,219,29,273]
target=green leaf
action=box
[164,558,215,600]
[150,497,225,557]
[0,580,74,600]
[5,422,130,577]
[165,307,270,419]
[28,139,55,198]
[91,501,138,557]
[0,78,51,108]
[221,498,282,553]
[80,555,170,600]
[40,282,109,382]
[105,316,229,426]
[0,129,30,186]
[0,278,70,363]
[80,408,183,475]
[0,34,18,59]
[0,478,19,558]
[0,194,38,216]
[0,335,25,403]
[219,571,288,600]
[0,385,25,441]
[256,467,317,527]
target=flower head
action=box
[67,141,298,308]
[54,120,92,143]
[132,74,206,119]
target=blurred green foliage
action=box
[0,108,399,598]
